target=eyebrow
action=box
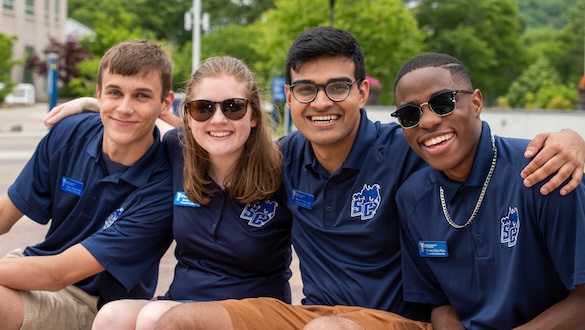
[290,77,353,85]
[103,84,155,94]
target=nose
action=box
[310,87,334,109]
[116,96,134,114]
[417,103,441,129]
[208,104,227,123]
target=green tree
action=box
[414,0,526,105]
[554,1,585,87]
[248,0,423,104]
[505,57,575,109]
[518,0,580,30]
[0,33,19,101]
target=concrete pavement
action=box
[0,103,304,304]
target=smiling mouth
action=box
[423,133,454,147]
[310,115,339,123]
[210,131,231,137]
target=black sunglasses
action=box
[391,90,473,128]
[184,98,249,122]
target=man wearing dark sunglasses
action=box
[155,27,585,329]
[394,52,585,329]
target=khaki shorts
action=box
[5,249,99,330]
[219,297,432,330]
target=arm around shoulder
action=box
[522,129,585,196]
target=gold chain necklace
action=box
[440,136,497,229]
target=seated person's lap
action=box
[5,249,99,330]
[220,297,432,330]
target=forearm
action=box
[514,285,585,330]
[0,256,69,291]
[158,110,183,127]
[431,305,465,330]
[0,244,105,291]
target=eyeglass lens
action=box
[394,91,457,128]
[292,81,354,103]
[185,98,249,122]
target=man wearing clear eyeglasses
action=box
[155,27,585,330]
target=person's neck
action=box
[312,139,354,174]
[102,135,154,166]
[209,154,239,189]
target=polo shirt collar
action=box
[86,127,164,187]
[303,108,377,173]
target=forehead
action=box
[190,75,248,100]
[290,56,355,82]
[395,67,456,103]
[101,69,162,92]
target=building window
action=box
[54,0,59,21]
[25,0,34,16]
[44,0,49,19]
[3,0,14,10]
[23,46,35,84]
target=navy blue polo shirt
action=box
[280,108,430,321]
[398,122,585,329]
[8,113,174,304]
[162,128,292,302]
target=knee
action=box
[136,301,178,330]
[304,316,364,330]
[92,302,121,330]
[154,305,193,330]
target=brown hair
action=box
[181,56,282,205]
[97,40,173,101]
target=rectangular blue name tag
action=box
[60,176,84,196]
[418,241,448,257]
[290,189,314,210]
[174,191,200,207]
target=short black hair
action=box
[284,27,366,85]
[393,53,472,95]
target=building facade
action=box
[1,0,67,101]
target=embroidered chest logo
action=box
[500,207,520,247]
[240,200,279,228]
[103,207,125,229]
[350,183,381,221]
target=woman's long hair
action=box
[181,56,282,205]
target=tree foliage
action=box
[0,33,19,101]
[518,0,580,30]
[26,37,93,97]
[414,0,526,105]
[505,57,576,109]
[246,0,422,104]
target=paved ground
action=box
[0,103,304,304]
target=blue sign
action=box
[272,77,286,102]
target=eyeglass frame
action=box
[391,89,474,129]
[184,98,250,122]
[287,79,364,104]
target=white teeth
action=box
[311,115,339,122]
[210,131,231,137]
[423,133,453,147]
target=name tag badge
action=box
[418,241,448,257]
[60,176,84,196]
[290,189,314,210]
[174,191,200,207]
